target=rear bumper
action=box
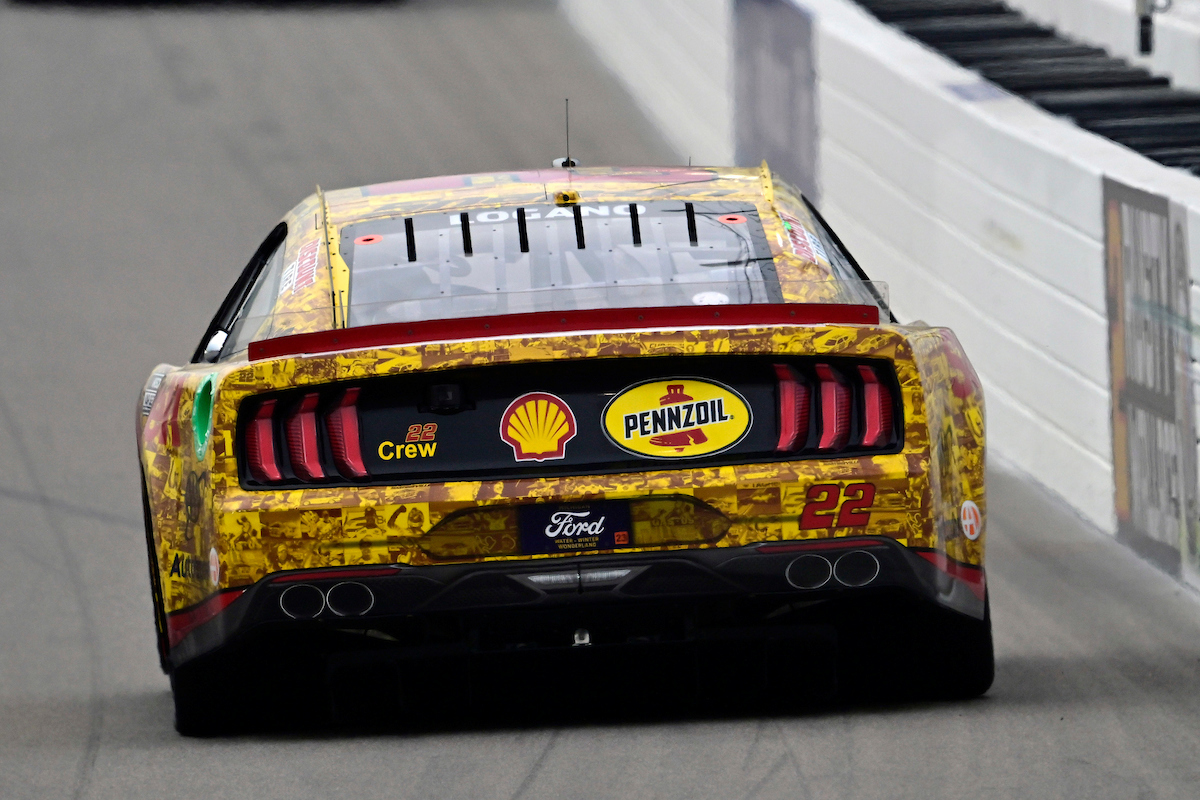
[168,536,984,669]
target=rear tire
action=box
[931,594,994,699]
[820,590,994,704]
[171,656,237,737]
[172,640,333,735]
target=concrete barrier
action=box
[561,0,735,165]
[1003,0,1200,92]
[562,0,1200,586]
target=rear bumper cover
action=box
[168,536,984,668]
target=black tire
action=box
[931,593,994,699]
[140,472,171,674]
[173,640,333,735]
[171,654,238,737]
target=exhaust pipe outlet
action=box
[785,554,833,589]
[326,581,375,617]
[279,584,325,619]
[833,550,880,587]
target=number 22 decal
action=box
[799,483,876,529]
[404,423,438,442]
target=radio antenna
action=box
[552,99,578,168]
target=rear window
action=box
[223,239,287,357]
[338,201,781,327]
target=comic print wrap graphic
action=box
[907,327,987,566]
[140,322,982,612]
[136,167,985,616]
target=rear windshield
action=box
[338,201,781,326]
[224,238,287,357]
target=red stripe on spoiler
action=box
[249,303,881,361]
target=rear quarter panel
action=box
[139,323,985,614]
[907,327,986,566]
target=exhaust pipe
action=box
[326,581,375,617]
[786,554,833,589]
[833,550,880,587]
[279,584,325,619]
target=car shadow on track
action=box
[176,647,971,738]
[131,645,1198,739]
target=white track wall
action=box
[561,0,735,166]
[561,0,1200,540]
[1002,0,1200,92]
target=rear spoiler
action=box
[248,303,880,362]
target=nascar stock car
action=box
[137,164,990,734]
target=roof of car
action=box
[236,164,860,353]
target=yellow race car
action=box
[137,165,989,734]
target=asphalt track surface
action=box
[2,1,1200,797]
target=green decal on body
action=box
[192,373,217,459]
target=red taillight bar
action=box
[756,539,890,554]
[166,589,246,647]
[326,388,368,479]
[858,365,893,449]
[815,364,851,450]
[245,399,283,483]
[286,393,325,481]
[271,565,399,583]
[773,364,811,452]
[915,551,986,601]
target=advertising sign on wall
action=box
[733,0,819,204]
[1104,178,1197,576]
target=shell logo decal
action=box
[603,378,752,459]
[500,392,577,462]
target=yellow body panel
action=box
[140,324,984,614]
[136,166,985,616]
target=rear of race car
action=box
[137,167,990,733]
[140,319,989,732]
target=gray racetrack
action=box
[1,1,1198,797]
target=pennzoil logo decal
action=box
[603,378,751,459]
[500,392,577,462]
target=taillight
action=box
[245,399,283,483]
[774,364,811,452]
[815,364,851,450]
[915,551,986,601]
[858,365,893,448]
[773,361,896,456]
[166,589,246,647]
[286,393,325,481]
[326,388,367,479]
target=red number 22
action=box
[799,483,876,529]
[405,423,438,443]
